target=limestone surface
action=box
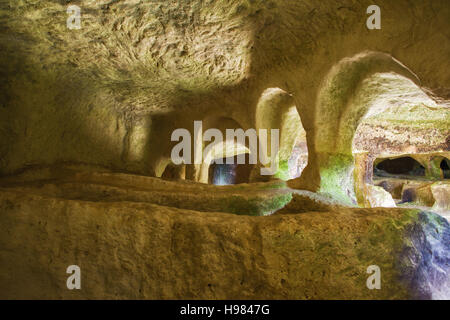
[0,0,449,301]
[0,169,449,299]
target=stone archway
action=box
[198,138,251,184]
[289,51,443,206]
[208,153,255,185]
[253,88,308,181]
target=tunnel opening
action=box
[285,138,308,180]
[441,159,450,179]
[374,157,425,178]
[208,154,254,185]
[401,188,416,203]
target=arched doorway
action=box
[208,153,255,185]
[374,157,425,178]
[254,88,308,181]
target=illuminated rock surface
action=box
[365,185,397,208]
[0,168,448,299]
[0,167,448,299]
[0,0,449,300]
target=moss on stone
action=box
[319,153,356,206]
[258,181,287,190]
[274,160,290,181]
[263,193,293,215]
[219,192,292,216]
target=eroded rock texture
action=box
[1,1,449,189]
[0,168,449,299]
[0,0,449,299]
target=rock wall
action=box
[0,172,449,299]
[0,1,449,300]
[0,166,448,299]
[1,1,449,189]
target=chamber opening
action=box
[208,154,254,185]
[374,157,425,178]
[441,159,450,179]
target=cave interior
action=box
[0,0,449,300]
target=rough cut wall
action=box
[1,0,449,184]
[1,176,449,299]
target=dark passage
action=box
[209,154,254,185]
[441,159,450,179]
[374,157,425,178]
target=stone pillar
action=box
[428,157,444,179]
[354,152,371,207]
[287,132,320,192]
